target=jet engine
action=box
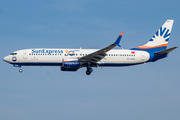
[61,59,80,71]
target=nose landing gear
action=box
[13,64,23,73]
[19,68,23,73]
[86,67,93,75]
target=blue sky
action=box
[0,0,180,120]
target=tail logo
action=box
[149,27,171,42]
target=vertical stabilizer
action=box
[132,20,174,52]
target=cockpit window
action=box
[10,53,17,55]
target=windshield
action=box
[10,53,17,55]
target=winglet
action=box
[114,32,124,47]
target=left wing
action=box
[80,32,124,63]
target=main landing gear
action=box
[86,67,93,75]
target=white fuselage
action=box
[3,20,175,75]
[3,48,150,66]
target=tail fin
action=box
[131,20,174,52]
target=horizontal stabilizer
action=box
[155,46,178,55]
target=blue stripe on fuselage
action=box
[11,62,142,67]
[11,62,62,66]
[131,46,168,62]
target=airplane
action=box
[3,20,177,75]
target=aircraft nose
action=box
[3,56,9,62]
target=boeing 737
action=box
[3,20,177,75]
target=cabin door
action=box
[23,50,28,59]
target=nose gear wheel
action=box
[19,69,23,73]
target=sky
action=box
[0,0,180,120]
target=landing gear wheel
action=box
[19,69,23,73]
[86,71,91,75]
[86,68,93,75]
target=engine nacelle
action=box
[61,59,80,71]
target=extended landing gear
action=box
[19,69,23,73]
[86,67,93,75]
[13,64,23,73]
